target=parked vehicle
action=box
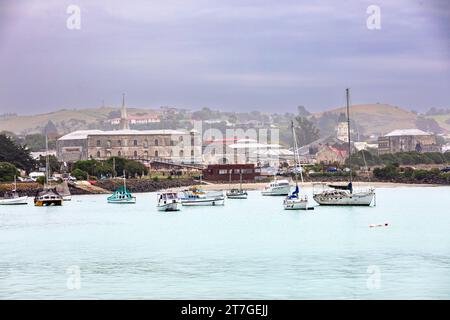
[440,166,450,173]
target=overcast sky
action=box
[0,0,449,114]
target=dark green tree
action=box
[0,134,35,172]
[0,162,19,182]
[295,116,320,146]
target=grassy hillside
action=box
[313,104,419,135]
[0,107,154,135]
[425,113,450,131]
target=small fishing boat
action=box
[107,173,136,204]
[180,187,225,206]
[283,121,308,210]
[34,135,63,207]
[261,179,290,196]
[226,172,248,199]
[157,191,181,211]
[34,188,63,206]
[0,176,28,205]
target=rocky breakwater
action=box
[94,178,196,193]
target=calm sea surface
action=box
[0,186,449,299]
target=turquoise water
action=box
[0,187,449,299]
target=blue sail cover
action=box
[288,185,299,199]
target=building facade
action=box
[57,129,202,163]
[378,129,440,155]
[202,164,261,182]
[315,145,347,165]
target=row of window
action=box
[95,149,195,158]
[95,136,194,148]
[216,169,255,174]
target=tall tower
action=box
[119,93,129,130]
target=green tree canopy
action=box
[0,162,19,182]
[0,134,36,172]
[294,116,320,146]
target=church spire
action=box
[120,93,129,130]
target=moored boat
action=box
[157,191,181,211]
[34,188,63,206]
[34,135,63,207]
[107,172,136,204]
[0,176,28,205]
[261,179,290,196]
[312,88,375,206]
[226,171,248,199]
[283,121,308,210]
[180,187,225,206]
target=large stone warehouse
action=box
[56,129,202,163]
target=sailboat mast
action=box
[346,88,353,187]
[239,171,243,191]
[45,134,49,188]
[291,120,303,184]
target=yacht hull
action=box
[107,197,136,204]
[0,196,28,205]
[34,199,63,206]
[157,201,181,211]
[181,197,225,206]
[283,199,308,210]
[313,192,374,206]
[261,186,290,196]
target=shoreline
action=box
[0,179,446,197]
[180,181,444,191]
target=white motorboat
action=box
[312,88,375,207]
[261,179,290,196]
[283,121,308,210]
[0,176,28,205]
[157,191,181,211]
[180,187,225,206]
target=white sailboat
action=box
[283,121,308,210]
[0,176,28,205]
[313,88,375,206]
[34,135,63,206]
[226,171,248,199]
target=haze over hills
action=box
[0,103,448,137]
[312,104,419,136]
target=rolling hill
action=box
[313,103,420,136]
[0,103,444,137]
[0,107,155,135]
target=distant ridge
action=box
[313,103,419,135]
[0,103,446,137]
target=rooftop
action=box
[385,129,431,137]
[58,129,188,141]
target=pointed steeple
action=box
[120,93,129,130]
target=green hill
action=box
[0,107,154,135]
[313,103,419,135]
